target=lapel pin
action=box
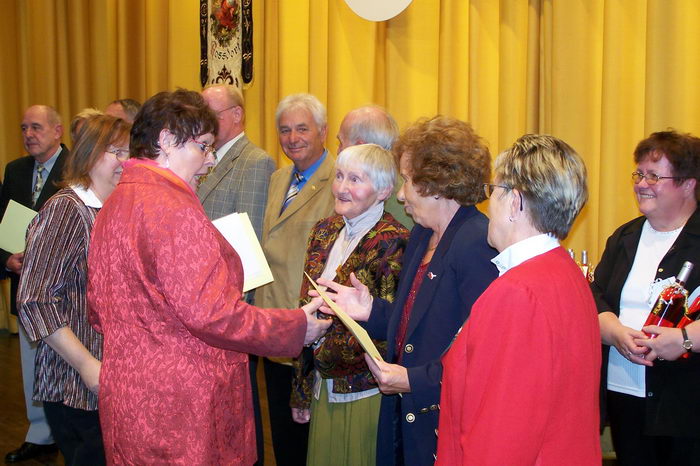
[428,272,436,280]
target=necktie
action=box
[32,163,45,207]
[281,172,304,213]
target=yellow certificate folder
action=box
[0,200,38,253]
[304,272,383,361]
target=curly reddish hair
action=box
[392,116,490,206]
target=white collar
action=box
[70,184,103,208]
[491,233,560,276]
[214,132,245,166]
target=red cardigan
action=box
[436,247,601,465]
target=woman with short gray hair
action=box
[292,143,410,466]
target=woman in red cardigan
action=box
[435,134,602,465]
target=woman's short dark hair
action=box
[62,115,131,189]
[634,130,700,199]
[392,116,490,206]
[130,89,218,160]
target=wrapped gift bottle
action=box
[678,295,700,359]
[642,261,694,338]
[678,295,700,329]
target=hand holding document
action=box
[304,272,383,361]
[212,212,273,292]
[0,200,38,253]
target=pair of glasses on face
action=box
[214,104,239,117]
[483,183,509,199]
[482,183,524,211]
[632,171,683,185]
[191,138,217,160]
[106,146,130,160]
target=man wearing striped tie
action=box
[258,93,335,466]
[1,105,68,463]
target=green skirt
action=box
[306,381,382,466]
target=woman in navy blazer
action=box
[319,116,498,466]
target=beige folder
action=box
[304,272,383,361]
[0,200,38,253]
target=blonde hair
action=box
[70,108,103,143]
[494,134,588,239]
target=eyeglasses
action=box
[191,138,217,160]
[483,183,524,211]
[632,171,683,185]
[106,146,130,160]
[213,104,239,117]
[483,183,511,198]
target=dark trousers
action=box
[263,358,309,466]
[249,355,264,466]
[42,402,105,466]
[607,390,700,466]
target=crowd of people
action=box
[1,86,699,466]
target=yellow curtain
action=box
[1,1,699,324]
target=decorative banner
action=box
[200,0,254,88]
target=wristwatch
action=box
[681,327,693,353]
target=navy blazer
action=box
[0,145,68,314]
[364,205,498,466]
[591,207,700,438]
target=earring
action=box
[508,216,513,222]
[434,195,440,200]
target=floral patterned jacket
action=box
[291,211,410,409]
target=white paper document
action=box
[0,200,38,253]
[212,212,273,292]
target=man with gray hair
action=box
[2,105,67,462]
[337,105,414,229]
[104,98,141,123]
[257,93,335,466]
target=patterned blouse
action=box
[18,187,103,410]
[291,210,410,409]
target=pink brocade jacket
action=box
[88,162,306,465]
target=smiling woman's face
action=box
[332,162,384,219]
[634,154,692,226]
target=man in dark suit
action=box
[1,105,67,463]
[199,84,275,466]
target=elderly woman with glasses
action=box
[17,114,131,465]
[291,143,410,466]
[317,116,498,466]
[87,89,330,465]
[435,134,601,465]
[592,130,700,466]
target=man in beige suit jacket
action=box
[257,94,335,466]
